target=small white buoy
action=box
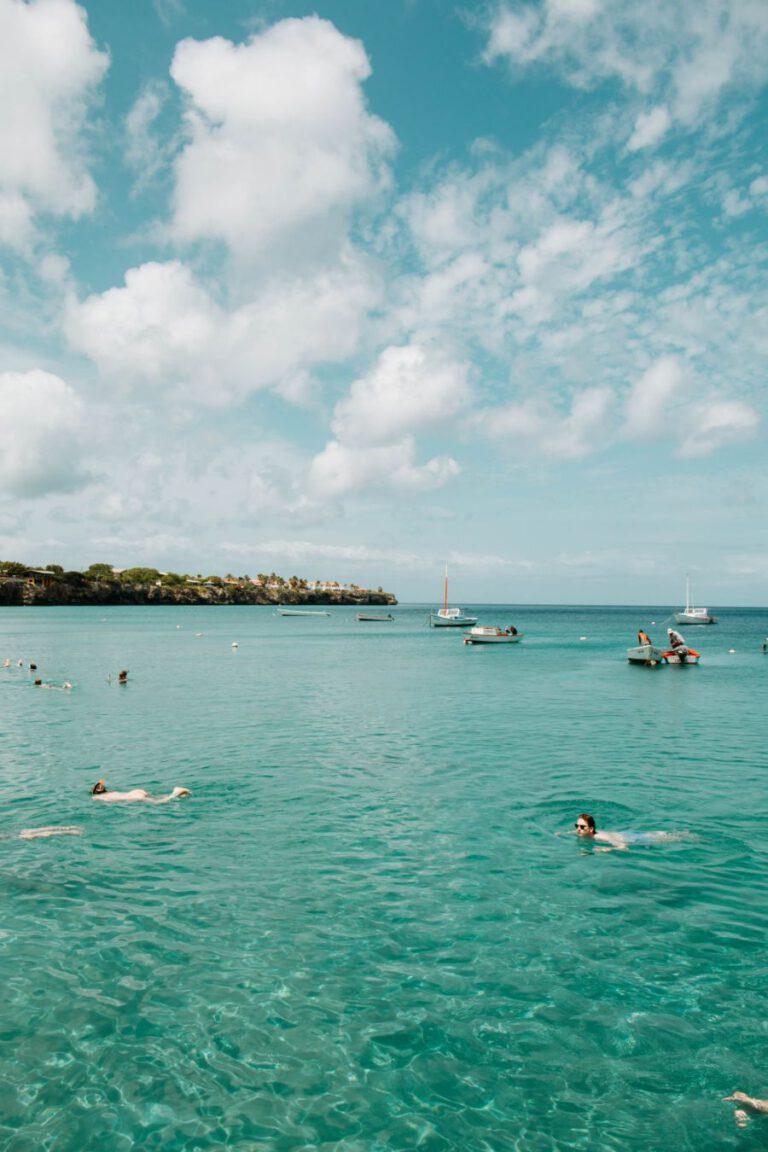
[651,621,656,625]
[232,642,238,648]
[580,636,587,641]
[728,648,736,654]
[176,624,181,629]
[195,633,203,637]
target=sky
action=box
[0,0,766,605]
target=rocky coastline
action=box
[0,565,397,608]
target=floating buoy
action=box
[580,636,587,641]
[232,642,238,648]
[728,648,736,654]
[176,625,181,629]
[195,633,203,637]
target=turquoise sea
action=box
[2,604,767,1151]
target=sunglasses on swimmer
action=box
[574,822,589,829]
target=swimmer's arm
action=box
[724,1093,768,1114]
[595,832,629,851]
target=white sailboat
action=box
[674,577,716,625]
[429,567,477,628]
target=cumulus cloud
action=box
[483,0,768,127]
[0,370,89,496]
[332,344,472,447]
[169,17,395,265]
[678,400,758,457]
[478,387,614,460]
[0,0,108,247]
[624,356,684,437]
[300,343,469,501]
[65,256,378,403]
[307,437,460,500]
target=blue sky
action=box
[0,0,766,604]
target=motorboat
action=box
[429,567,477,628]
[464,626,523,645]
[277,608,330,617]
[662,647,700,665]
[674,577,716,624]
[627,643,665,666]
[356,612,394,622]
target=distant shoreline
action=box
[0,567,397,609]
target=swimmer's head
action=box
[34,678,42,686]
[91,779,107,795]
[575,813,595,836]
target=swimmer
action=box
[18,826,83,839]
[91,779,191,804]
[574,813,629,851]
[118,670,128,683]
[723,1092,768,1128]
[573,813,695,852]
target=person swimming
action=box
[91,779,191,804]
[573,813,694,852]
[18,826,83,839]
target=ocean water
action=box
[1,604,767,1152]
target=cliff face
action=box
[0,577,397,608]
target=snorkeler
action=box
[91,780,191,804]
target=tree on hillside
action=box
[120,568,162,584]
[86,563,116,580]
[0,561,27,576]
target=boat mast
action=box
[685,574,692,612]
[443,565,449,612]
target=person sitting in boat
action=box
[637,629,652,646]
[505,625,518,635]
[667,627,689,661]
[91,779,191,803]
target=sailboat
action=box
[674,576,717,625]
[429,567,477,628]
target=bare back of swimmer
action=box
[91,780,191,804]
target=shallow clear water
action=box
[1,604,767,1151]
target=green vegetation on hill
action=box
[0,561,397,608]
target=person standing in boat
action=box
[637,629,652,646]
[667,627,689,661]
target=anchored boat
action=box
[429,568,477,628]
[464,626,523,645]
[674,576,716,624]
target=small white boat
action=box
[674,577,716,624]
[464,626,523,645]
[627,643,665,666]
[277,608,330,617]
[429,567,477,628]
[357,613,394,622]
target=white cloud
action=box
[332,344,472,447]
[0,369,88,496]
[475,386,614,460]
[308,437,460,500]
[0,0,108,247]
[65,256,377,404]
[624,356,684,437]
[125,80,169,193]
[169,17,395,265]
[483,0,768,127]
[677,400,758,457]
[627,106,671,151]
